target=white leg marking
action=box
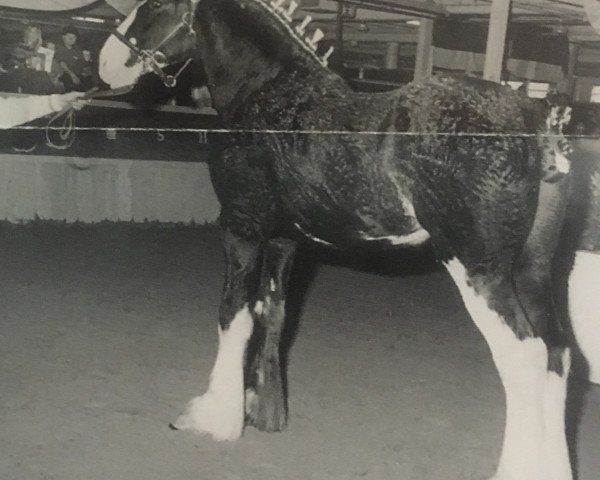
[172,306,253,441]
[98,2,146,88]
[445,258,572,480]
[244,387,258,415]
[569,250,600,384]
[254,300,264,316]
[270,278,276,292]
[542,350,572,480]
[555,152,571,174]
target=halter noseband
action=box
[111,0,199,88]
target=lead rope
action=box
[45,85,135,150]
[45,105,76,150]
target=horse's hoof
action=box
[171,393,245,441]
[245,387,287,432]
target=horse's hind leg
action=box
[512,179,572,480]
[171,229,261,441]
[245,238,297,432]
[445,251,571,480]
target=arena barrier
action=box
[0,153,220,224]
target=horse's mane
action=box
[206,0,334,69]
[254,0,334,67]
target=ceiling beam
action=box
[443,0,584,20]
[0,8,116,30]
[303,0,446,19]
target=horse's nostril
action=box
[124,51,139,68]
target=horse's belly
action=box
[293,218,430,247]
[270,138,429,248]
[284,190,430,249]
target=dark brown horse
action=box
[98,2,574,478]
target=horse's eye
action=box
[151,0,162,8]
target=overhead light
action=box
[406,19,421,26]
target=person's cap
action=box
[62,26,78,37]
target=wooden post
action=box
[483,0,511,82]
[414,19,433,80]
[563,43,579,97]
[334,1,345,72]
[385,42,399,69]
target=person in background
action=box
[9,25,44,69]
[79,48,99,90]
[1,25,62,95]
[45,42,66,90]
[54,26,86,91]
[1,26,76,151]
[25,26,62,88]
[0,92,84,129]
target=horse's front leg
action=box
[171,229,261,441]
[245,238,297,432]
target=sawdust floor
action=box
[0,223,598,480]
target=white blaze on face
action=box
[172,305,254,441]
[444,258,572,480]
[99,2,147,89]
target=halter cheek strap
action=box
[187,0,200,32]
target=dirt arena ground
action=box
[1,223,598,480]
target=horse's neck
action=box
[194,0,325,122]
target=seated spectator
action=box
[45,42,66,90]
[54,26,87,92]
[4,26,44,70]
[79,48,100,90]
[1,25,59,95]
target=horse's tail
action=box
[538,93,574,183]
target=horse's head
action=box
[99,0,198,89]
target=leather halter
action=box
[111,0,199,88]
